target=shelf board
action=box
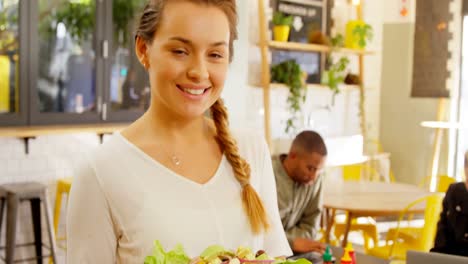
[268,83,360,90]
[266,41,374,55]
[0,123,129,138]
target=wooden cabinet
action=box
[0,0,149,127]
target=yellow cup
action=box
[273,25,290,42]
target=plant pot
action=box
[345,20,365,49]
[273,25,290,42]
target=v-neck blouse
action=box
[66,130,292,263]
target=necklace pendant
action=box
[172,155,181,166]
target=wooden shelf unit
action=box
[0,124,128,138]
[267,41,375,55]
[0,124,129,154]
[257,0,373,147]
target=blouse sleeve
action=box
[259,139,293,257]
[67,159,118,263]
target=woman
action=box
[66,0,292,262]
[431,151,468,257]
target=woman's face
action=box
[140,0,231,119]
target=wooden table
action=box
[323,181,432,247]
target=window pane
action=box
[37,0,96,113]
[110,0,150,112]
[0,0,19,114]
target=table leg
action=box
[341,212,353,247]
[324,208,336,244]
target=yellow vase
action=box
[273,25,290,42]
[345,20,365,49]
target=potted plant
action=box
[345,20,373,49]
[272,12,293,42]
[271,60,307,134]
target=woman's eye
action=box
[210,53,223,59]
[172,49,188,56]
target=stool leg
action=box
[0,198,5,239]
[42,192,57,264]
[31,198,43,264]
[6,194,19,264]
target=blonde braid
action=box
[211,99,270,234]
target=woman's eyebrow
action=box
[169,36,227,47]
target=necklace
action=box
[171,155,181,166]
[159,144,182,166]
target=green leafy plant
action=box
[321,56,350,104]
[353,23,373,49]
[272,11,293,26]
[271,60,306,134]
[321,33,350,105]
[55,1,95,43]
[113,0,146,45]
[330,33,344,48]
[38,0,144,46]
[0,5,19,53]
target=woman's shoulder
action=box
[73,133,133,182]
[448,182,467,193]
[446,182,467,197]
[230,129,269,156]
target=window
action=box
[0,0,149,126]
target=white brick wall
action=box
[0,133,104,263]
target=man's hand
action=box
[292,238,326,254]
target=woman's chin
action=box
[177,108,210,120]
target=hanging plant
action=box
[321,56,350,105]
[320,33,350,105]
[271,60,306,134]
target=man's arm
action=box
[285,179,323,250]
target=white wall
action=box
[379,0,463,183]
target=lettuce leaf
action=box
[144,241,190,264]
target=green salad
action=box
[144,241,312,264]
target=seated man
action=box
[431,151,468,257]
[272,130,327,256]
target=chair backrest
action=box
[419,175,455,192]
[437,175,455,193]
[390,193,444,257]
[342,164,363,181]
[414,194,444,251]
[342,163,382,182]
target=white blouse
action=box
[67,130,292,263]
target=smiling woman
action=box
[66,0,292,263]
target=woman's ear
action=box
[135,36,149,69]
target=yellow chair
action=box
[333,163,381,251]
[385,175,454,243]
[53,177,73,242]
[418,174,455,192]
[367,193,444,260]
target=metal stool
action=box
[0,182,57,264]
